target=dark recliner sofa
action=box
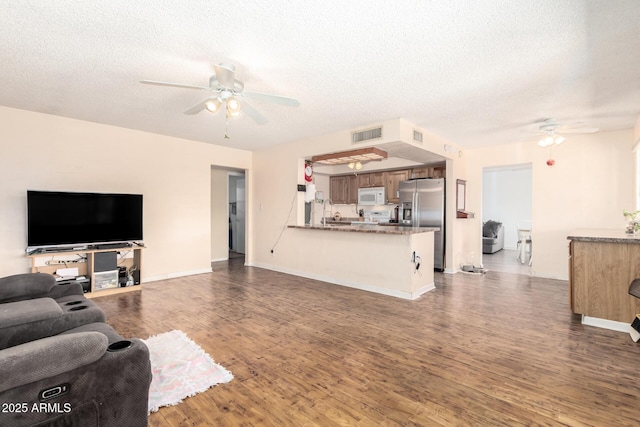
[0,273,151,426]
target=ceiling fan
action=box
[140,63,300,125]
[531,118,599,147]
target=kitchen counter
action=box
[568,228,640,330]
[288,224,439,235]
[567,228,640,243]
[284,223,437,300]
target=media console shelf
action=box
[27,246,143,298]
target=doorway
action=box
[481,163,532,274]
[211,167,246,264]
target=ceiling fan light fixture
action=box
[538,134,566,147]
[226,97,241,118]
[538,136,552,147]
[205,98,222,113]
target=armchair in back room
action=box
[482,220,504,254]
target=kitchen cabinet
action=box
[385,169,409,203]
[431,167,446,178]
[346,175,358,203]
[330,176,348,204]
[568,230,640,323]
[330,175,358,204]
[411,166,445,179]
[358,172,385,188]
[329,164,445,205]
[410,167,431,179]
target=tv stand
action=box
[27,246,144,298]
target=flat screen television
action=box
[27,190,143,249]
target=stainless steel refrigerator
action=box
[399,178,445,270]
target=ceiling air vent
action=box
[413,129,423,144]
[352,126,382,144]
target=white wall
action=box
[466,130,634,280]
[482,165,532,249]
[211,168,229,262]
[0,107,251,280]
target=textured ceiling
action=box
[1,1,639,151]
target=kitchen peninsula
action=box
[287,223,439,299]
[568,229,640,330]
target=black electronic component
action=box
[94,252,117,272]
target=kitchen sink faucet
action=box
[322,198,333,226]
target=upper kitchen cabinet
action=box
[328,164,446,205]
[432,167,445,178]
[358,172,385,188]
[330,176,348,203]
[385,169,410,203]
[410,166,445,179]
[347,175,358,203]
[330,175,358,204]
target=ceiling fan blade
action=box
[183,98,211,115]
[240,101,268,125]
[243,91,301,107]
[140,80,209,90]
[213,63,236,89]
[558,127,600,134]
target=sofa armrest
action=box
[0,298,62,328]
[45,281,85,299]
[0,331,107,393]
[0,273,56,303]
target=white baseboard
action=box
[211,257,228,263]
[581,315,629,333]
[251,262,435,300]
[143,268,212,283]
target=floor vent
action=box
[413,129,424,143]
[352,126,382,144]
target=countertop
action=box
[567,228,640,243]
[288,224,439,235]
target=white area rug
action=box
[143,330,233,412]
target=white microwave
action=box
[358,187,386,205]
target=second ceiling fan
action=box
[532,118,599,147]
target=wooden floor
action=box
[481,249,531,275]
[94,259,640,426]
